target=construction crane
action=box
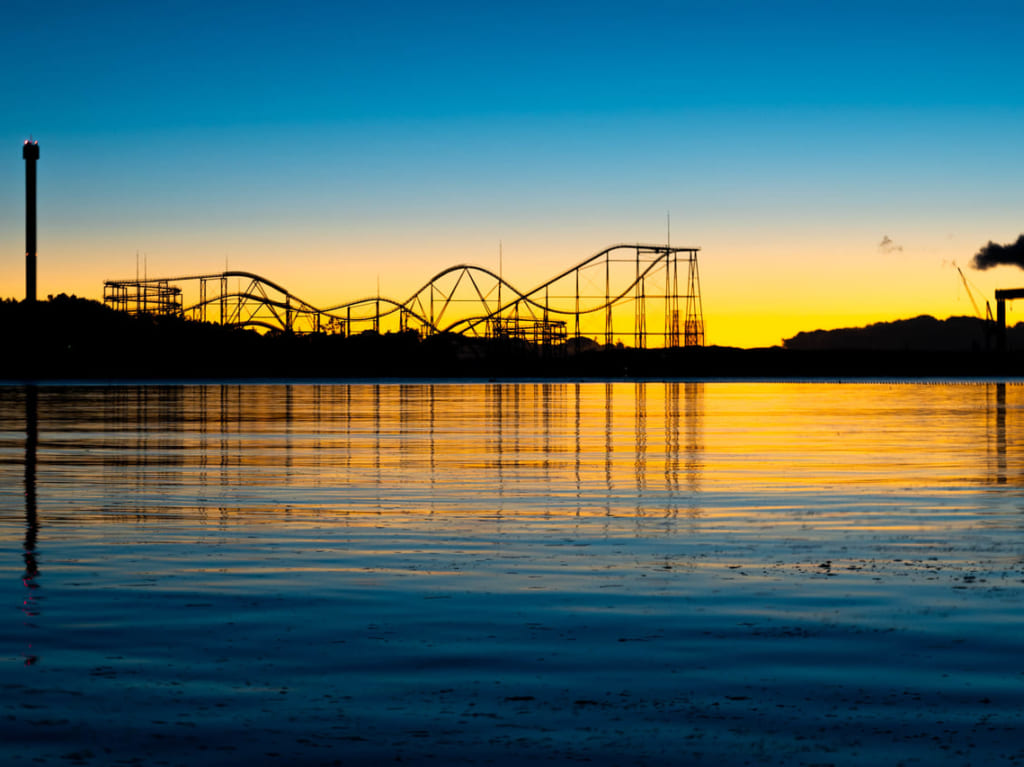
[955,265,999,351]
[956,266,994,322]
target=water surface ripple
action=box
[2,381,1023,766]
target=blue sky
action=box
[2,0,1023,345]
[6,1,1015,125]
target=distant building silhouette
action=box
[23,140,39,303]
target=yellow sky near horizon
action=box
[4,224,1021,348]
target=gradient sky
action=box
[2,0,1023,347]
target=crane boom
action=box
[957,266,983,319]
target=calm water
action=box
[2,381,1023,766]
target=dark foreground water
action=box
[2,381,1023,766]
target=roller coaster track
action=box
[103,243,704,348]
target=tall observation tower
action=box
[23,139,40,303]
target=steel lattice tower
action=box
[683,250,704,347]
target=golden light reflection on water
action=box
[4,382,1024,765]
[1,380,1022,530]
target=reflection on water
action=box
[2,381,1024,766]
[3,382,711,523]
[6,379,1024,556]
[4,379,1024,545]
[9,380,1017,517]
[20,386,38,666]
[995,381,1007,483]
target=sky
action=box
[2,0,1023,347]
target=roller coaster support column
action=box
[220,276,228,324]
[634,247,646,349]
[684,249,705,347]
[605,252,612,346]
[575,270,580,339]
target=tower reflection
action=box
[604,382,614,503]
[22,385,40,665]
[634,382,647,500]
[994,382,1007,485]
[652,381,704,521]
[683,382,703,517]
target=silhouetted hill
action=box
[783,314,1015,351]
[0,295,265,378]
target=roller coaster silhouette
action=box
[104,244,704,349]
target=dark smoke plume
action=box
[971,234,1024,270]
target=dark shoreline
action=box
[3,296,1022,380]
[7,346,1024,382]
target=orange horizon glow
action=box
[6,231,1023,349]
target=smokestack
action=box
[23,140,39,303]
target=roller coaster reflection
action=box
[104,244,704,348]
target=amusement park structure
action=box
[104,244,705,349]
